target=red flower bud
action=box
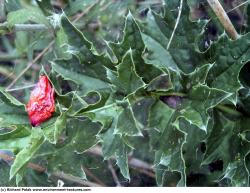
[26,75,55,127]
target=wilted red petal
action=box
[26,75,55,126]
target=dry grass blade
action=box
[167,0,183,50]
[6,0,100,90]
[207,0,240,40]
[6,41,54,89]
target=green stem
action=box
[0,0,5,22]
[14,24,48,31]
[1,36,14,52]
[215,104,242,117]
[0,54,22,61]
[150,91,243,117]
[150,91,187,97]
[163,92,187,97]
[0,22,7,30]
[0,23,49,32]
[0,66,16,79]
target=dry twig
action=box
[0,153,101,187]
[81,166,107,186]
[167,0,183,50]
[52,172,103,187]
[108,160,122,186]
[87,146,154,172]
